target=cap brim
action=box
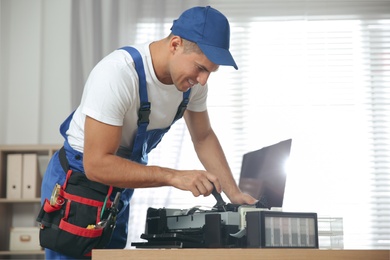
[198,43,238,70]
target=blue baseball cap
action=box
[171,6,238,70]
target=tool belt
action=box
[36,147,121,258]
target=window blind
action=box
[363,19,390,248]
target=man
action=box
[40,5,256,259]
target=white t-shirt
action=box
[67,43,208,153]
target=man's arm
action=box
[184,110,257,204]
[83,116,220,197]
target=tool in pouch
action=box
[50,183,63,206]
[36,147,122,259]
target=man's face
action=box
[170,46,219,92]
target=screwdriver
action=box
[211,183,226,212]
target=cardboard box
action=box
[9,227,41,251]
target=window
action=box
[127,17,390,250]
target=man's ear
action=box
[170,35,183,52]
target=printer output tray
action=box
[132,232,204,248]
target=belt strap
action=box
[58,146,117,196]
[59,146,70,174]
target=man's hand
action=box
[169,169,221,197]
[229,192,258,205]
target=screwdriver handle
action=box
[211,184,226,207]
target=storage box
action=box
[317,217,344,249]
[9,227,41,251]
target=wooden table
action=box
[93,248,390,260]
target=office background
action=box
[1,0,389,249]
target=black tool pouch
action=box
[36,147,120,258]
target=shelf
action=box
[0,250,44,255]
[0,144,61,152]
[0,198,40,203]
[0,144,61,257]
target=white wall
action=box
[0,0,72,145]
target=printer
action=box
[132,139,319,249]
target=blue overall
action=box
[41,47,191,259]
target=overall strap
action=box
[119,46,191,161]
[120,47,150,160]
[173,90,191,124]
[120,46,150,131]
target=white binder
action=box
[22,153,40,199]
[6,154,23,199]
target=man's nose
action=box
[197,72,210,86]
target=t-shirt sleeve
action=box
[187,84,208,112]
[80,53,138,126]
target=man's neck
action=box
[149,39,173,85]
